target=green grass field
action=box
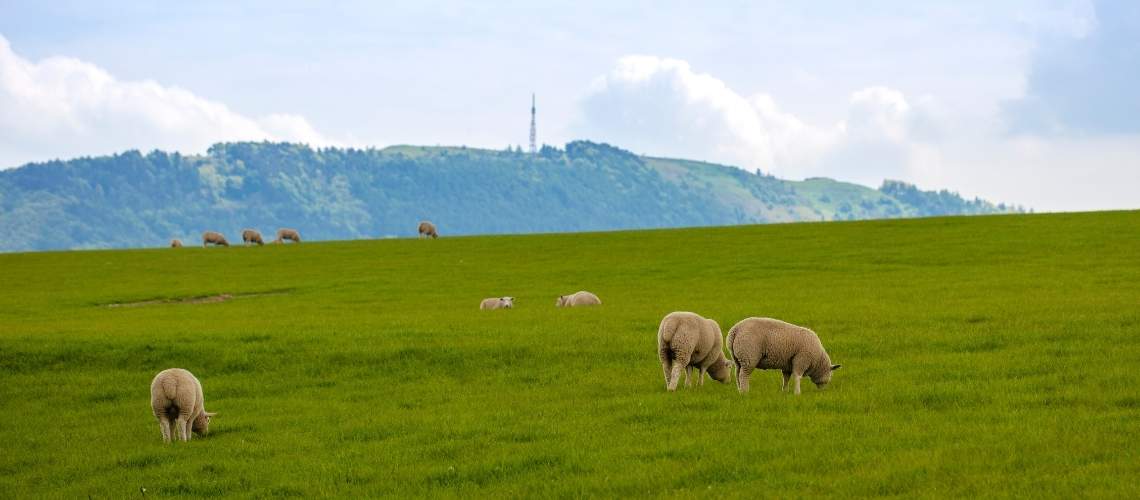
[1,211,1138,497]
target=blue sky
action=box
[1,0,1136,210]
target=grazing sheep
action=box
[657,311,732,391]
[727,317,842,395]
[150,368,216,443]
[170,239,183,248]
[555,291,601,307]
[479,297,515,310]
[202,231,229,247]
[418,221,438,239]
[273,228,301,244]
[241,229,264,246]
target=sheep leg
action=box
[684,366,692,387]
[183,416,194,441]
[736,364,752,393]
[790,357,812,395]
[156,415,173,443]
[698,366,707,387]
[667,354,690,391]
[173,415,184,441]
[781,371,792,392]
[175,415,191,441]
[659,346,673,390]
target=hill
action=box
[0,211,1136,496]
[0,141,1021,251]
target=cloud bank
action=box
[576,56,933,187]
[575,54,1140,211]
[0,34,335,169]
[1005,0,1140,135]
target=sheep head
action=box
[192,411,216,435]
[812,364,841,389]
[708,359,733,383]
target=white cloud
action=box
[579,56,803,172]
[0,34,337,168]
[575,55,1140,210]
[575,55,925,185]
[844,87,911,142]
[1004,0,1140,135]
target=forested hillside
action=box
[0,141,1021,251]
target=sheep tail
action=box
[726,327,738,362]
[659,319,677,345]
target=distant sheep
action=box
[150,368,216,443]
[657,311,732,391]
[418,221,438,239]
[727,317,841,395]
[273,228,301,244]
[555,291,601,307]
[479,297,515,310]
[170,239,183,248]
[202,231,229,247]
[241,229,264,246]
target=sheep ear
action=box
[206,412,217,417]
[831,364,842,371]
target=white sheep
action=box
[555,291,601,307]
[273,228,301,244]
[170,239,183,248]
[418,221,438,239]
[150,368,215,442]
[479,297,515,310]
[242,229,264,246]
[202,231,229,247]
[726,317,841,395]
[657,311,732,391]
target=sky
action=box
[1,0,1137,211]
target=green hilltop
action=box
[0,140,1021,251]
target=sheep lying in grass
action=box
[418,221,438,239]
[202,231,229,247]
[170,239,183,248]
[727,317,841,395]
[150,368,216,443]
[242,229,264,246]
[273,228,301,244]
[480,297,514,310]
[555,291,601,307]
[657,311,732,391]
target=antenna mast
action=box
[528,93,537,154]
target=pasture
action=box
[1,211,1137,497]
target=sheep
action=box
[170,239,183,248]
[555,291,601,307]
[479,297,515,310]
[657,311,733,391]
[241,229,264,246]
[273,228,301,244]
[418,221,439,239]
[150,368,216,443]
[202,231,229,247]
[726,317,842,395]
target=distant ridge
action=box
[0,140,1023,251]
